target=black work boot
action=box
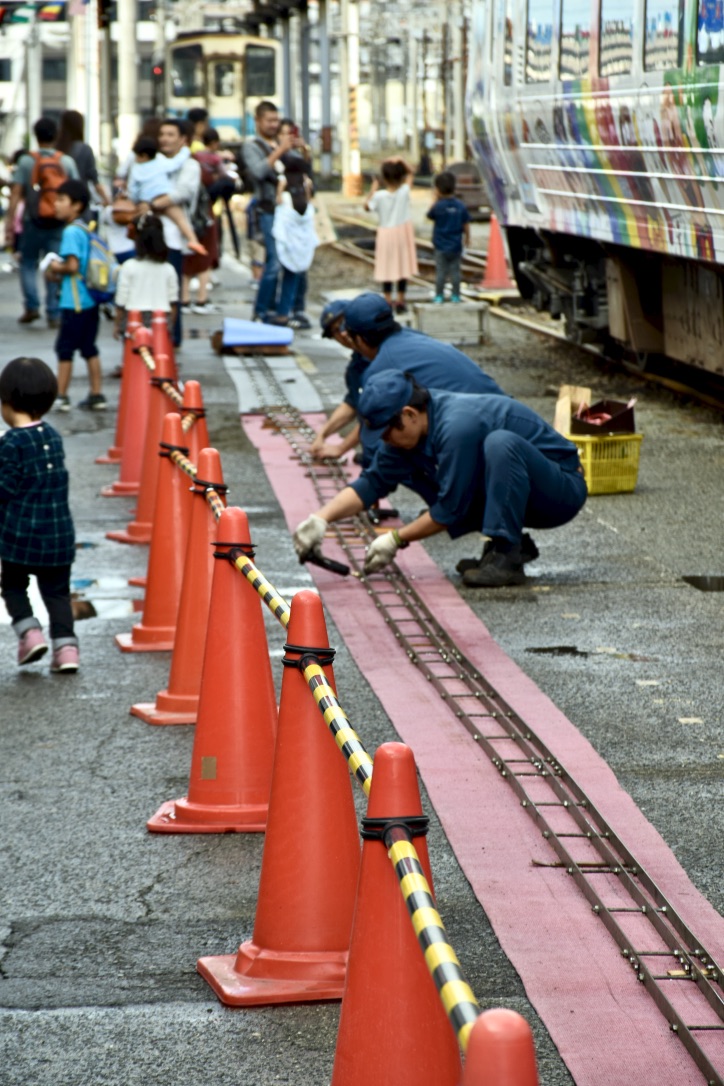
[456,533,538,575]
[461,543,526,588]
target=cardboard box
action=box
[554,386,636,435]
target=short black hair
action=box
[381,159,408,185]
[434,170,456,196]
[351,321,401,350]
[187,107,209,125]
[133,136,158,159]
[56,179,90,212]
[0,356,58,417]
[255,99,278,120]
[203,127,220,146]
[33,116,57,145]
[134,213,168,263]
[384,379,430,434]
[159,117,186,137]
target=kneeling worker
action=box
[294,371,588,587]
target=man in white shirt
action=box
[145,118,201,346]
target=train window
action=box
[526,0,553,81]
[697,0,724,64]
[245,45,276,97]
[171,44,204,98]
[214,62,235,97]
[644,0,684,70]
[600,0,633,75]
[560,0,589,78]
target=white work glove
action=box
[363,531,399,573]
[293,514,328,559]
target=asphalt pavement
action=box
[0,241,722,1086]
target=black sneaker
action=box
[77,393,107,411]
[456,533,539,574]
[18,309,40,324]
[55,394,71,412]
[292,312,312,329]
[462,545,526,588]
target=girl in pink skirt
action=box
[364,157,418,313]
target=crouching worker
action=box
[293,371,588,587]
[0,356,79,669]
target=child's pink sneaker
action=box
[18,628,48,666]
[50,645,79,674]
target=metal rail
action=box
[246,357,724,1086]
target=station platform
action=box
[0,251,722,1086]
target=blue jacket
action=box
[0,421,75,565]
[351,390,580,538]
[343,350,370,411]
[358,327,506,463]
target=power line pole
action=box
[117,0,139,162]
[340,0,361,196]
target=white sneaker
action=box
[192,302,221,315]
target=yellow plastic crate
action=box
[569,432,643,495]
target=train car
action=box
[467,0,724,376]
[164,31,283,144]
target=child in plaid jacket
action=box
[0,356,79,672]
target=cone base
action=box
[197,943,347,1006]
[95,448,122,464]
[147,797,267,834]
[128,575,147,588]
[131,696,198,726]
[478,280,516,292]
[100,481,140,497]
[116,629,175,653]
[106,526,152,545]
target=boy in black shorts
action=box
[45,179,106,411]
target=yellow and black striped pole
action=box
[386,824,480,1052]
[300,656,374,796]
[229,552,292,630]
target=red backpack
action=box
[27,151,68,227]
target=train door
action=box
[208,57,244,142]
[242,43,278,137]
[168,42,206,116]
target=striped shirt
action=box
[0,421,75,565]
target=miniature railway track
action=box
[327,210,724,413]
[245,355,724,1085]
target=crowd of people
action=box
[0,109,590,681]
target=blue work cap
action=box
[320,299,348,337]
[343,292,396,336]
[358,370,415,432]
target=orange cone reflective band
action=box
[480,215,515,291]
[462,1009,539,1086]
[197,589,360,1003]
[96,310,142,463]
[115,412,189,652]
[132,448,227,724]
[147,506,277,830]
[330,743,462,1086]
[100,324,153,497]
[106,343,178,545]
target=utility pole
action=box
[318,0,332,180]
[84,0,101,151]
[340,0,362,196]
[452,0,466,161]
[117,0,139,162]
[25,11,41,136]
[408,28,419,165]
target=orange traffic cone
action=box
[131,448,227,724]
[330,743,461,1086]
[106,343,178,545]
[96,310,142,464]
[151,309,177,381]
[196,589,361,1003]
[181,381,210,469]
[480,214,516,291]
[147,506,277,829]
[101,325,153,497]
[462,1009,539,1086]
[115,412,190,652]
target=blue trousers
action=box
[18,220,63,318]
[166,247,183,347]
[482,431,587,543]
[254,211,280,318]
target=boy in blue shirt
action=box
[426,171,471,304]
[45,179,106,412]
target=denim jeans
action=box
[277,266,300,317]
[166,247,183,347]
[254,211,280,318]
[293,271,307,314]
[1,559,76,641]
[434,250,462,296]
[18,220,63,318]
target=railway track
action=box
[327,211,724,413]
[244,354,724,1086]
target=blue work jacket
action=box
[350,390,581,539]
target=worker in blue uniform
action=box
[309,300,369,460]
[309,292,507,465]
[293,371,588,587]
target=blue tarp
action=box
[222,317,294,347]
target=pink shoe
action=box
[18,628,48,666]
[50,645,79,673]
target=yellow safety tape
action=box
[411,906,442,937]
[439,978,479,1015]
[400,871,431,899]
[389,839,417,864]
[424,942,461,972]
